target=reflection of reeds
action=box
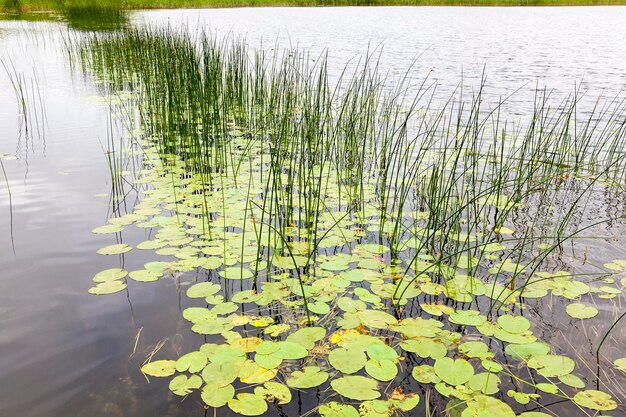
[73,28,626,315]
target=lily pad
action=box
[187,282,221,298]
[201,382,234,407]
[286,366,328,389]
[97,243,132,255]
[92,268,127,282]
[176,351,207,373]
[329,347,367,374]
[497,315,530,334]
[141,360,176,377]
[573,390,617,411]
[319,402,360,417]
[169,374,202,396]
[88,280,127,295]
[365,359,398,381]
[228,393,268,416]
[565,303,598,319]
[527,354,575,377]
[331,375,380,400]
[434,357,474,386]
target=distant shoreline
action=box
[3,0,626,13]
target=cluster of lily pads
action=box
[77,28,626,417]
[84,127,626,416]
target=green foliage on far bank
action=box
[2,0,625,13]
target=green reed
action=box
[71,27,626,319]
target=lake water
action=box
[1,7,626,417]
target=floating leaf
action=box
[573,390,617,411]
[558,373,585,388]
[463,395,515,417]
[97,243,132,255]
[358,310,397,329]
[527,354,574,377]
[329,347,367,374]
[254,381,291,405]
[614,357,626,372]
[92,224,124,234]
[468,372,501,395]
[92,268,127,282]
[286,366,328,389]
[88,280,127,295]
[187,282,221,298]
[331,375,380,400]
[433,357,474,386]
[497,315,530,334]
[401,338,446,359]
[366,343,398,362]
[565,303,598,319]
[219,267,254,280]
[128,269,161,282]
[201,362,239,386]
[169,374,202,396]
[504,342,550,361]
[319,402,360,417]
[286,327,326,349]
[365,359,397,381]
[449,310,486,326]
[411,365,441,384]
[141,360,176,377]
[228,393,268,416]
[176,351,207,373]
[201,382,235,407]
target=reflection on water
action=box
[1,7,626,417]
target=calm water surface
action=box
[1,7,626,417]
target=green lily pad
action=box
[92,268,127,282]
[468,373,501,395]
[358,309,398,329]
[219,267,254,280]
[97,243,132,255]
[434,357,474,386]
[329,347,367,374]
[565,303,598,319]
[614,357,626,372]
[558,373,585,388]
[411,364,441,384]
[401,338,447,359]
[187,282,221,298]
[366,343,398,362]
[201,362,239,386]
[228,393,268,416]
[497,315,530,333]
[92,224,124,234]
[201,382,234,407]
[88,280,127,295]
[169,374,202,396]
[527,354,575,377]
[449,310,486,327]
[462,395,515,417]
[331,375,380,400]
[254,381,291,405]
[573,390,617,411]
[128,269,161,282]
[286,366,329,389]
[176,351,207,373]
[504,342,550,361]
[141,360,176,377]
[285,327,326,349]
[365,359,397,381]
[319,402,360,417]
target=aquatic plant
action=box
[74,28,626,416]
